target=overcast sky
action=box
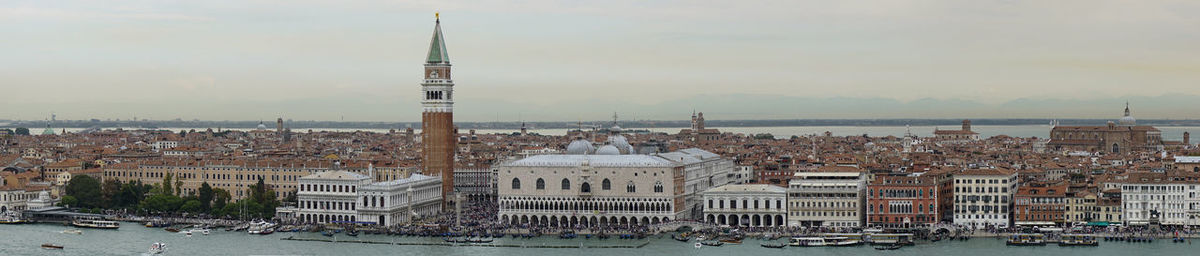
[2,0,1199,122]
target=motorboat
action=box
[61,229,83,235]
[41,243,64,250]
[71,216,120,229]
[148,242,168,254]
[191,228,211,235]
[700,240,724,247]
[1058,234,1098,246]
[0,214,30,224]
[1006,233,1047,246]
[760,242,788,248]
[790,236,861,247]
[165,227,181,233]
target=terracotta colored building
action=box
[866,175,946,228]
[1014,182,1068,227]
[421,15,457,208]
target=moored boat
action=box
[1059,234,1098,246]
[761,242,787,248]
[71,216,119,229]
[1006,233,1047,246]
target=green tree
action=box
[212,188,231,215]
[179,200,203,213]
[198,182,214,211]
[14,127,30,135]
[59,195,78,207]
[65,175,102,208]
[139,193,184,213]
[248,177,279,218]
[161,173,174,197]
[100,179,122,208]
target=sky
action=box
[2,0,1199,122]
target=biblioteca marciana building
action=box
[497,136,735,227]
[294,170,442,226]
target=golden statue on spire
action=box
[436,12,440,21]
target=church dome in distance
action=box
[1118,102,1136,126]
[566,139,595,155]
[257,122,268,130]
[595,145,621,155]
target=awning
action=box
[1085,222,1110,226]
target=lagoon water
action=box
[3,223,1197,256]
[55,125,1200,141]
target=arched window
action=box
[602,179,611,190]
[536,178,545,190]
[1112,143,1120,153]
[581,182,591,193]
[511,178,521,190]
[561,178,571,190]
[626,181,636,193]
[654,181,664,193]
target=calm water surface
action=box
[57,125,1199,141]
[2,223,1197,256]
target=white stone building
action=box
[702,184,787,227]
[356,174,442,226]
[952,168,1017,228]
[296,170,443,226]
[497,138,735,227]
[1120,175,1200,226]
[787,167,866,228]
[296,171,371,224]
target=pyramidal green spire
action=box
[426,16,449,64]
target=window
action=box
[511,178,521,190]
[602,179,611,190]
[561,178,571,190]
[626,181,636,193]
[654,181,664,193]
[536,178,545,190]
[581,182,591,193]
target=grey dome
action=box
[566,139,594,155]
[595,145,621,155]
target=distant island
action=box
[3,118,1200,130]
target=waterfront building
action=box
[866,175,943,228]
[1048,103,1164,153]
[295,170,443,226]
[296,171,371,224]
[787,166,866,228]
[952,168,1017,228]
[497,141,734,227]
[103,161,415,200]
[932,120,980,143]
[421,14,457,208]
[1066,191,1123,225]
[1119,173,1200,226]
[701,184,787,227]
[658,148,735,218]
[356,174,442,226]
[1014,182,1067,227]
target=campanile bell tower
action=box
[422,13,455,209]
